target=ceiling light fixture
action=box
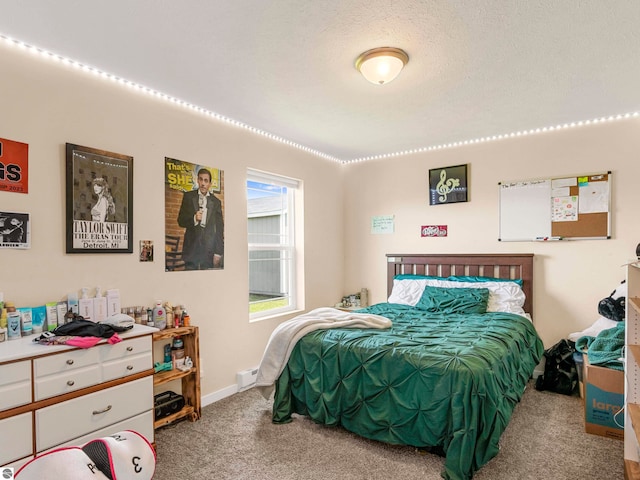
[355,47,409,85]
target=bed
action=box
[269,254,543,480]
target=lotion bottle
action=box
[45,302,58,331]
[106,289,121,317]
[93,287,108,323]
[153,301,166,330]
[67,291,79,316]
[79,287,95,321]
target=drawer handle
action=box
[93,405,112,415]
[67,380,75,386]
[126,346,133,352]
[66,359,74,365]
[127,365,134,370]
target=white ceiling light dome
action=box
[355,47,409,85]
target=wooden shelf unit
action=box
[630,296,640,317]
[152,326,201,429]
[625,265,640,479]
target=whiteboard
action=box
[499,180,551,241]
[499,173,611,241]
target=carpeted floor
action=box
[152,382,622,479]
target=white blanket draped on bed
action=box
[256,307,392,399]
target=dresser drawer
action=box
[35,376,152,451]
[0,412,33,465]
[34,348,100,378]
[0,361,31,411]
[42,410,154,453]
[34,364,101,401]
[100,335,151,362]
[102,351,152,382]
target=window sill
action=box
[249,308,304,323]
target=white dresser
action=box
[0,324,157,469]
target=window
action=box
[247,169,299,319]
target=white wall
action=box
[342,118,640,346]
[0,42,345,399]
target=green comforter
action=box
[272,303,544,480]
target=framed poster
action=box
[0,137,29,194]
[429,164,468,205]
[65,143,133,253]
[140,240,154,262]
[164,157,224,271]
[0,211,30,248]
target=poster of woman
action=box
[65,143,133,253]
[164,157,224,271]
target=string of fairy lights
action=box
[2,33,638,165]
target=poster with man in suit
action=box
[164,158,224,271]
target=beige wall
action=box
[342,118,640,346]
[0,43,345,401]
[2,41,639,403]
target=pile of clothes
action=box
[32,314,134,349]
[570,280,626,371]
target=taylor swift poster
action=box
[65,143,134,253]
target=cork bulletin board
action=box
[499,172,611,241]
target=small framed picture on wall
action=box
[429,164,468,205]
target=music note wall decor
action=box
[428,164,468,205]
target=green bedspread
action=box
[272,303,543,480]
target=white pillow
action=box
[388,278,430,306]
[388,278,526,315]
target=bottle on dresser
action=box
[93,287,108,323]
[7,302,21,341]
[79,288,95,321]
[0,292,4,326]
[0,303,6,342]
[153,301,166,330]
[173,305,182,327]
[0,293,7,329]
[181,308,190,327]
[165,302,174,328]
[146,307,154,327]
[172,336,185,369]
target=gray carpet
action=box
[152,382,622,479]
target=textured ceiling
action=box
[0,1,639,162]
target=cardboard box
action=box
[583,354,624,440]
[573,351,585,400]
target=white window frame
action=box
[247,169,299,320]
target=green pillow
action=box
[415,285,490,314]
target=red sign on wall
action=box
[0,137,29,194]
[421,225,448,237]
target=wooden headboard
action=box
[386,254,534,316]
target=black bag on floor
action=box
[535,339,578,395]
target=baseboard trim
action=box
[201,384,243,407]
